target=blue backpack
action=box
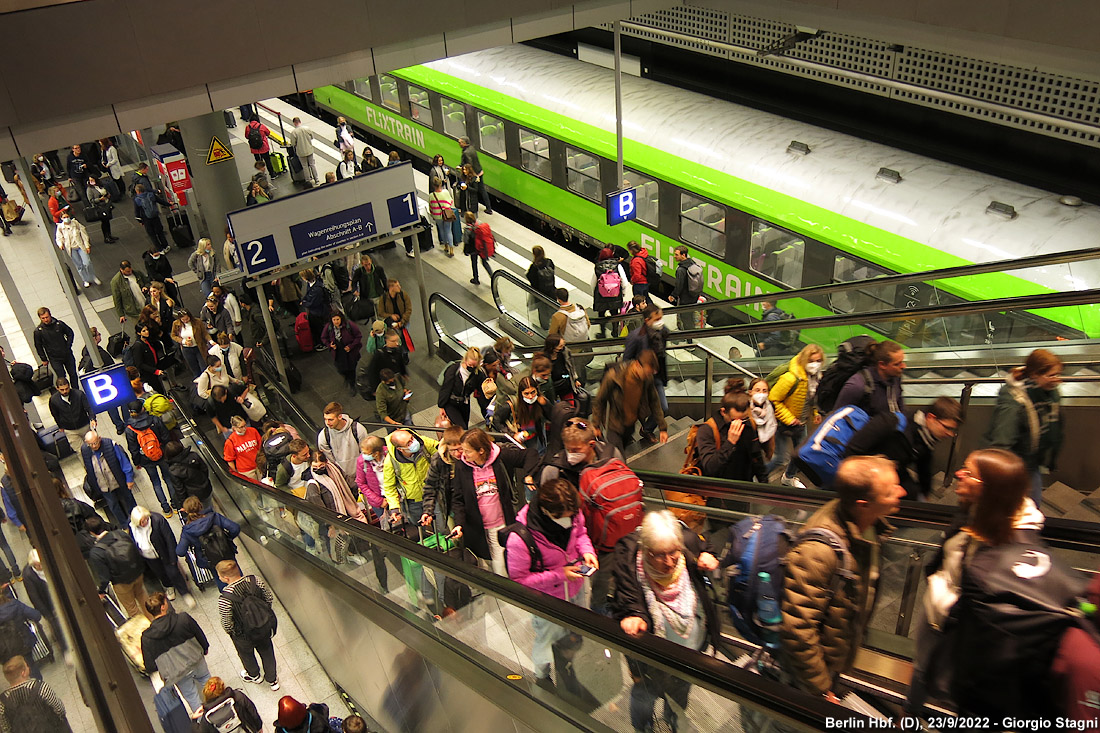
[720,515,856,647]
[796,406,906,487]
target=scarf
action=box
[636,546,697,641]
[527,495,570,551]
[311,470,366,522]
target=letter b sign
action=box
[80,365,136,414]
[607,187,638,226]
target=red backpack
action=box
[294,312,313,352]
[578,458,643,553]
[473,222,495,259]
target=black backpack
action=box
[0,616,29,663]
[226,578,277,641]
[61,498,86,533]
[497,523,544,574]
[534,262,556,296]
[814,335,877,413]
[642,255,660,288]
[103,531,143,582]
[246,124,264,150]
[329,260,350,292]
[199,524,237,565]
[0,684,64,733]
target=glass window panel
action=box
[477,112,505,158]
[440,96,466,139]
[519,128,551,180]
[351,78,373,102]
[407,84,433,128]
[830,255,894,314]
[566,146,602,201]
[623,169,660,227]
[749,220,804,288]
[379,74,400,110]
[680,192,726,257]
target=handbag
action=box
[401,326,415,353]
[432,192,457,222]
[64,180,80,203]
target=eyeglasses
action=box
[644,548,682,562]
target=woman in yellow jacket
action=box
[765,344,826,488]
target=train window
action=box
[477,112,505,158]
[749,220,804,288]
[519,128,551,180]
[379,75,400,111]
[440,96,466,139]
[566,147,602,201]
[351,78,373,102]
[680,193,726,257]
[624,170,659,227]
[830,255,895,314]
[407,85,433,128]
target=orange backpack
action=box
[669,419,719,530]
[128,425,163,461]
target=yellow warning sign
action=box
[206,136,234,165]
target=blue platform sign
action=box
[387,192,420,228]
[80,365,136,415]
[290,203,377,258]
[607,188,638,226]
[239,235,280,276]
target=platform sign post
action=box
[607,188,638,226]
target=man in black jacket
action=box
[85,516,149,619]
[33,307,78,387]
[140,591,209,712]
[844,396,961,500]
[124,401,178,516]
[692,391,769,484]
[669,245,703,330]
[163,442,212,508]
[23,549,66,654]
[48,378,95,455]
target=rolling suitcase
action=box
[416,215,434,252]
[224,109,237,128]
[268,151,286,176]
[185,546,215,591]
[166,210,192,250]
[36,425,74,459]
[31,364,51,393]
[293,312,313,352]
[154,686,192,733]
[3,586,52,667]
[103,592,150,675]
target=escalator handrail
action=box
[491,269,560,315]
[580,246,1100,324]
[427,292,506,344]
[185,415,859,730]
[512,286,1100,353]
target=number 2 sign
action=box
[238,234,280,275]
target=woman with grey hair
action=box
[611,510,719,733]
[130,506,195,608]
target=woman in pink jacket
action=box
[504,478,598,688]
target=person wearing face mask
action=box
[46,185,70,223]
[983,348,1065,505]
[195,355,233,400]
[382,429,439,549]
[491,377,550,461]
[593,350,668,452]
[188,238,220,300]
[54,212,99,288]
[747,377,777,461]
[766,344,827,488]
[303,451,368,565]
[519,354,558,407]
[692,383,769,484]
[450,428,538,576]
[437,347,485,429]
[624,305,670,443]
[375,368,412,429]
[503,478,598,691]
[359,329,409,399]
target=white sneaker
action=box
[348,554,366,566]
[240,670,262,684]
[83,282,91,288]
[405,251,415,258]
[781,475,806,489]
[165,588,177,601]
[182,594,197,609]
[270,679,280,691]
[93,277,102,285]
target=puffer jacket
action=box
[983,371,1064,472]
[769,356,818,427]
[779,499,893,695]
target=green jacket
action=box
[382,432,439,509]
[110,270,150,320]
[983,372,1063,471]
[375,376,410,424]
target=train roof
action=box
[422,45,1100,295]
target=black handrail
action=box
[491,269,559,314]
[513,287,1100,353]
[184,415,860,731]
[427,292,506,347]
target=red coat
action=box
[47,195,68,223]
[246,121,271,154]
[628,249,650,284]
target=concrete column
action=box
[178,112,245,245]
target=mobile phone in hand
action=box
[575,563,596,577]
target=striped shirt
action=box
[0,679,68,733]
[218,575,274,637]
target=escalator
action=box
[189,354,1100,730]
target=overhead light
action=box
[787,140,811,156]
[876,167,902,184]
[986,201,1018,220]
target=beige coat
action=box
[55,218,90,256]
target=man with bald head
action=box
[80,430,137,526]
[382,429,438,534]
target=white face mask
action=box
[565,451,587,465]
[522,395,538,405]
[752,392,768,405]
[806,360,823,375]
[550,515,573,529]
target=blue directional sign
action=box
[290,203,376,258]
[607,188,638,226]
[80,365,137,415]
[239,235,280,276]
[387,192,420,228]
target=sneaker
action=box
[239,671,262,684]
[269,679,280,691]
[405,251,415,258]
[165,588,177,601]
[314,344,326,352]
[10,572,21,583]
[182,594,197,610]
[470,279,479,285]
[94,277,103,284]
[163,508,175,519]
[83,281,91,288]
[780,475,806,489]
